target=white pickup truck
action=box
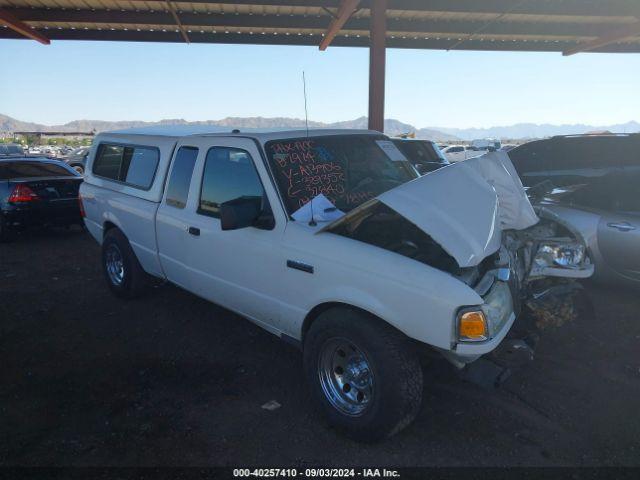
[80,127,593,440]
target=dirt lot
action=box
[1,228,639,467]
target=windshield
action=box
[265,135,418,215]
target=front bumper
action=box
[448,310,517,364]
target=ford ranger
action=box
[80,127,593,440]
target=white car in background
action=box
[80,128,592,440]
[441,144,484,162]
[471,138,501,151]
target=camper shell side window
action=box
[92,142,160,190]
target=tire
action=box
[71,164,84,175]
[101,228,150,298]
[303,308,423,441]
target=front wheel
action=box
[303,308,423,441]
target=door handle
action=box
[188,226,200,236]
[607,222,636,232]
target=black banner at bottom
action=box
[0,468,639,480]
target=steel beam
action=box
[162,0,640,18]
[4,8,638,39]
[167,1,190,43]
[368,0,386,132]
[0,27,637,54]
[0,8,49,44]
[563,20,640,55]
[319,0,361,50]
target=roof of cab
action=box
[106,125,379,142]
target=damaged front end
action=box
[503,207,593,334]
[320,151,593,368]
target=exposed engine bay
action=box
[330,202,592,329]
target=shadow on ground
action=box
[1,230,639,466]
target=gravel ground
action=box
[1,228,639,466]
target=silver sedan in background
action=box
[510,133,640,288]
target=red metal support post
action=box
[368,0,386,132]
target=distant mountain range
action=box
[2,113,638,142]
[433,121,640,141]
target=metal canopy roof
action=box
[1,0,640,55]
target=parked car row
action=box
[440,144,485,162]
[438,142,519,162]
[0,143,91,169]
[26,144,82,158]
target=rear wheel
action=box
[303,308,423,441]
[102,228,150,298]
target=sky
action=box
[1,39,640,129]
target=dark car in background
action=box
[0,144,25,157]
[509,134,640,288]
[508,133,640,187]
[0,158,83,241]
[391,138,450,174]
[63,147,91,174]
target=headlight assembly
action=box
[534,242,585,269]
[482,281,514,336]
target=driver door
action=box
[179,137,289,334]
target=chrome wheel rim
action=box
[105,244,125,286]
[318,337,374,416]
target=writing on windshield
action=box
[265,135,417,215]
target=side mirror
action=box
[220,196,274,231]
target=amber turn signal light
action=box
[458,310,488,341]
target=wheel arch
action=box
[301,301,401,347]
[103,220,118,236]
[102,210,126,238]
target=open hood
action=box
[319,152,539,268]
